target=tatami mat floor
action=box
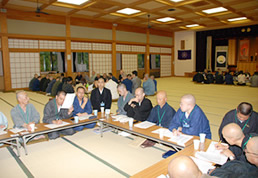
[0,77,257,178]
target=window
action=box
[138,54,145,69]
[73,52,89,72]
[40,52,65,73]
[150,54,160,69]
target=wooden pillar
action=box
[112,25,117,77]
[171,32,175,76]
[0,13,11,91]
[145,28,150,75]
[65,16,72,76]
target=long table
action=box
[0,130,21,156]
[98,114,196,152]
[131,139,212,178]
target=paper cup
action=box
[74,116,79,123]
[128,119,134,128]
[159,128,165,139]
[193,139,200,150]
[100,107,105,113]
[29,123,35,132]
[93,110,98,116]
[199,133,206,143]
[105,109,110,115]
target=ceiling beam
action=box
[1,0,10,7]
[40,0,57,10]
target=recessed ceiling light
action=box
[227,17,247,22]
[157,17,176,22]
[116,8,141,15]
[202,7,228,14]
[57,0,89,5]
[186,24,199,27]
[170,0,184,2]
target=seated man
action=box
[32,76,41,91]
[237,71,246,85]
[121,74,133,93]
[150,75,157,92]
[0,111,8,146]
[108,73,119,84]
[11,91,40,131]
[105,77,119,100]
[62,76,74,93]
[90,76,112,112]
[217,123,257,162]
[168,155,212,178]
[142,74,155,95]
[51,77,61,96]
[251,72,258,87]
[46,76,56,95]
[147,91,176,128]
[124,87,152,121]
[39,74,50,91]
[211,136,258,177]
[73,87,95,131]
[131,70,142,95]
[169,94,211,139]
[29,74,38,90]
[116,84,134,115]
[43,91,75,139]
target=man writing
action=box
[169,94,211,139]
[43,91,75,139]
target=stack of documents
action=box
[190,156,215,174]
[78,114,93,121]
[112,115,133,123]
[134,121,156,129]
[61,93,75,109]
[44,121,70,129]
[152,128,172,137]
[10,128,27,134]
[195,141,228,165]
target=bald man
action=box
[11,91,40,131]
[124,87,153,121]
[211,136,258,177]
[169,94,211,139]
[147,91,176,128]
[168,156,215,178]
[116,84,134,115]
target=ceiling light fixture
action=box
[186,24,199,27]
[202,7,227,14]
[116,8,141,15]
[157,17,176,22]
[170,0,184,2]
[227,17,247,22]
[57,0,89,5]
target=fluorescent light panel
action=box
[202,7,227,14]
[186,24,199,27]
[57,0,89,5]
[170,0,184,2]
[116,8,140,15]
[227,17,247,22]
[157,17,176,22]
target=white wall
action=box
[174,31,196,76]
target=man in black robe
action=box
[124,87,152,121]
[90,76,112,112]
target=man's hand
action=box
[77,113,88,116]
[53,120,63,125]
[172,127,182,136]
[128,98,138,105]
[83,97,88,104]
[221,149,235,157]
[68,106,74,115]
[0,125,5,129]
[215,142,229,150]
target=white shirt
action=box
[105,79,119,99]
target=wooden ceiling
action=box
[1,0,258,32]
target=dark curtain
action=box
[73,52,76,72]
[196,31,207,72]
[61,52,66,72]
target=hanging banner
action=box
[215,46,228,71]
[178,50,191,60]
[239,39,249,61]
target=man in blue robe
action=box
[73,86,95,131]
[147,91,175,128]
[143,74,155,96]
[169,94,211,139]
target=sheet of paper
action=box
[168,134,193,146]
[156,174,168,178]
[87,84,93,92]
[134,121,156,129]
[10,128,26,133]
[190,156,215,174]
[152,128,173,138]
[195,149,228,165]
[78,114,93,121]
[61,93,75,109]
[111,115,132,123]
[206,141,228,154]
[0,131,7,135]
[118,131,131,137]
[44,121,70,129]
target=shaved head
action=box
[168,156,201,178]
[246,136,258,166]
[181,94,196,106]
[156,91,167,108]
[16,91,29,105]
[180,94,196,113]
[222,123,244,146]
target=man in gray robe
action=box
[116,84,134,115]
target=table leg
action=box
[100,121,103,137]
[16,138,20,157]
[22,136,28,155]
